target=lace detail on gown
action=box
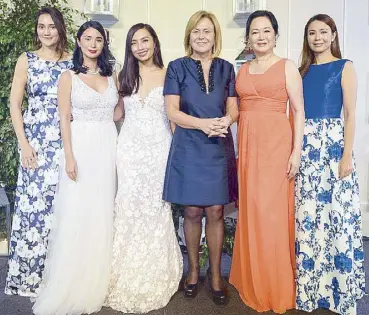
[32,72,118,315]
[71,73,117,121]
[106,87,183,313]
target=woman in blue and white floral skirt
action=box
[5,7,72,297]
[295,14,365,315]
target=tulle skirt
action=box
[33,121,117,315]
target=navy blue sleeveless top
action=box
[303,59,349,119]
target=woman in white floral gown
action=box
[105,23,183,314]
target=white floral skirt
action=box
[295,118,365,315]
[33,121,117,315]
[105,119,183,314]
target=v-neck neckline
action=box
[76,74,110,95]
[189,57,216,94]
[247,58,284,75]
[135,86,163,106]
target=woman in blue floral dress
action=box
[5,7,72,297]
[295,14,365,315]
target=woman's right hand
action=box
[65,155,78,181]
[20,142,38,169]
[198,118,228,137]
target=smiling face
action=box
[248,16,276,54]
[131,28,155,62]
[77,27,104,60]
[307,20,336,54]
[189,17,215,55]
[36,14,60,49]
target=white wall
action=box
[344,0,369,235]
[70,0,247,66]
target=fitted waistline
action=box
[239,97,287,113]
[305,115,341,119]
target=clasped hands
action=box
[199,115,232,138]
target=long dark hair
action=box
[245,10,279,42]
[72,20,113,77]
[34,7,68,58]
[119,23,164,97]
[299,14,342,77]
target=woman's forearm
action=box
[168,109,201,130]
[226,106,239,125]
[292,107,305,152]
[10,105,28,146]
[342,113,355,158]
[60,115,73,158]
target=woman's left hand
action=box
[218,115,233,128]
[339,155,353,179]
[208,115,232,138]
[287,150,301,180]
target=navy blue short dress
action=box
[163,57,238,206]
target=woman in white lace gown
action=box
[33,21,118,315]
[105,23,183,314]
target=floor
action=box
[1,247,368,315]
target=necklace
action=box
[85,68,100,75]
[252,53,275,63]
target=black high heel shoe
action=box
[206,267,229,305]
[183,275,200,298]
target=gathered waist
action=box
[239,98,287,113]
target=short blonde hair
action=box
[184,10,222,58]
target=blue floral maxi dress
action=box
[295,59,365,315]
[5,52,72,297]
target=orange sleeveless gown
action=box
[229,59,296,313]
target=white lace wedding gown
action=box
[33,72,118,315]
[105,87,183,313]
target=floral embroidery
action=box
[295,118,365,315]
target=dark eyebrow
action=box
[85,35,102,38]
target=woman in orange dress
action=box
[229,10,305,313]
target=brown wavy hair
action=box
[299,14,342,77]
[33,7,68,59]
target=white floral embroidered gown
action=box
[33,71,118,315]
[106,87,183,313]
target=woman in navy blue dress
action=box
[163,10,238,305]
